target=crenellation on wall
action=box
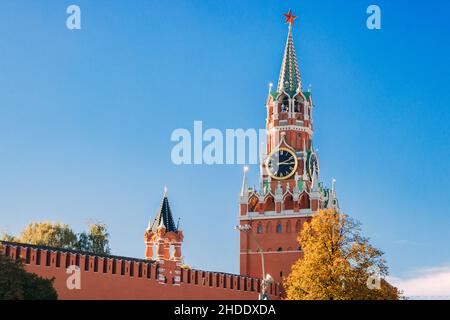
[1,240,281,300]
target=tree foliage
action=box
[284,209,401,300]
[0,254,57,300]
[19,222,78,249]
[75,223,111,255]
[0,234,19,243]
[1,222,111,255]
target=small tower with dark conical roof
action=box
[144,187,183,262]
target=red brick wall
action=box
[240,217,310,286]
[0,242,281,300]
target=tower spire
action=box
[150,187,178,233]
[277,10,301,97]
[241,166,249,197]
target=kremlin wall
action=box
[0,240,281,300]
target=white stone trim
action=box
[239,211,314,221]
[273,125,313,136]
[240,251,301,255]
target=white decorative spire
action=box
[241,166,249,197]
[311,164,319,192]
[275,181,283,201]
[259,149,265,196]
[147,219,152,231]
[302,139,308,181]
[293,173,300,199]
[158,217,166,229]
[327,178,338,210]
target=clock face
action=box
[266,148,298,180]
[308,153,319,178]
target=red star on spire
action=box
[284,10,298,25]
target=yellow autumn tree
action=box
[285,209,401,300]
[18,222,78,249]
[2,221,111,255]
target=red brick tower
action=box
[144,188,183,263]
[239,11,339,287]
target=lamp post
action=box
[243,166,249,214]
[235,224,273,300]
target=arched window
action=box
[257,223,263,234]
[295,220,301,233]
[283,194,294,211]
[298,246,303,252]
[286,221,291,233]
[276,223,282,233]
[266,222,272,234]
[300,192,310,209]
[249,196,259,212]
[280,96,289,112]
[264,196,275,212]
[293,98,302,113]
[277,247,283,252]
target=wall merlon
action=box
[0,240,281,300]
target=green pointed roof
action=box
[151,193,178,233]
[277,24,301,97]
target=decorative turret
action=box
[144,187,183,262]
[326,178,339,210]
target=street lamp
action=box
[235,224,273,300]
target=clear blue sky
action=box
[0,0,449,279]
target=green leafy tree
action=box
[87,223,111,255]
[0,254,57,300]
[75,223,111,255]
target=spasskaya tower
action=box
[239,10,339,287]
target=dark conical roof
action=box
[150,193,178,233]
